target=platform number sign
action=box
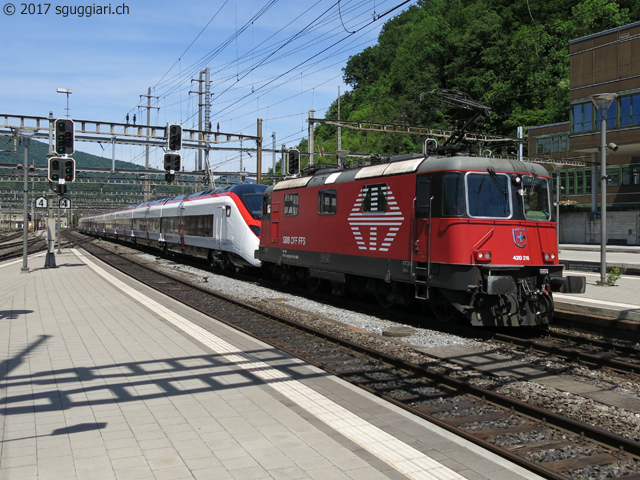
[59,197,71,210]
[35,196,48,208]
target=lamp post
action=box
[589,93,618,285]
[16,127,38,273]
[57,87,72,118]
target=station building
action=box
[528,21,640,245]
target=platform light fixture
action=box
[589,92,618,285]
[56,87,72,118]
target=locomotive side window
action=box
[362,183,387,212]
[523,176,551,221]
[318,189,337,214]
[262,194,271,220]
[442,173,465,216]
[416,176,431,218]
[466,172,511,218]
[284,193,299,216]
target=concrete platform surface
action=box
[0,249,544,480]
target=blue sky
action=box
[1,0,415,175]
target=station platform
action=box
[0,249,543,480]
[556,244,640,326]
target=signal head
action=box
[54,118,75,155]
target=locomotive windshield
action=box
[466,171,511,218]
[522,176,551,221]
[232,184,269,220]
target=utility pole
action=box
[139,87,158,202]
[272,132,276,176]
[308,109,315,166]
[256,119,262,184]
[190,67,212,173]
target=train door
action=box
[270,202,280,243]
[179,203,186,249]
[413,175,431,299]
[215,205,227,245]
[413,175,431,259]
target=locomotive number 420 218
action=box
[513,255,530,261]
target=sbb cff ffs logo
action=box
[55,118,75,155]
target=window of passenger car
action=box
[284,193,299,216]
[318,188,337,214]
[362,183,387,213]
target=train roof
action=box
[82,183,268,219]
[268,154,550,192]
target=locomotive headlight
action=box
[511,174,523,186]
[543,252,556,262]
[474,250,492,262]
[544,252,550,260]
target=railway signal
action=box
[55,118,74,155]
[167,124,182,151]
[163,153,181,183]
[63,158,75,182]
[48,156,76,183]
[287,148,300,176]
[48,157,62,182]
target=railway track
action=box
[0,232,48,262]
[490,329,640,376]
[70,231,640,480]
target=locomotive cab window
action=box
[466,171,511,218]
[442,172,465,216]
[284,193,299,216]
[522,176,551,221]
[318,189,337,214]
[362,183,387,212]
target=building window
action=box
[595,101,617,130]
[607,167,620,187]
[284,193,299,216]
[318,189,337,214]
[535,134,568,155]
[536,137,551,154]
[620,93,640,126]
[572,103,593,133]
[576,171,584,194]
[567,172,574,195]
[552,134,568,152]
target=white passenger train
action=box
[79,184,267,268]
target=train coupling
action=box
[549,275,586,294]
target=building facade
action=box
[528,21,640,244]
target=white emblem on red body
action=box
[348,185,404,252]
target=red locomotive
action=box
[258,153,585,327]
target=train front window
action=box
[466,171,511,218]
[522,176,551,221]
